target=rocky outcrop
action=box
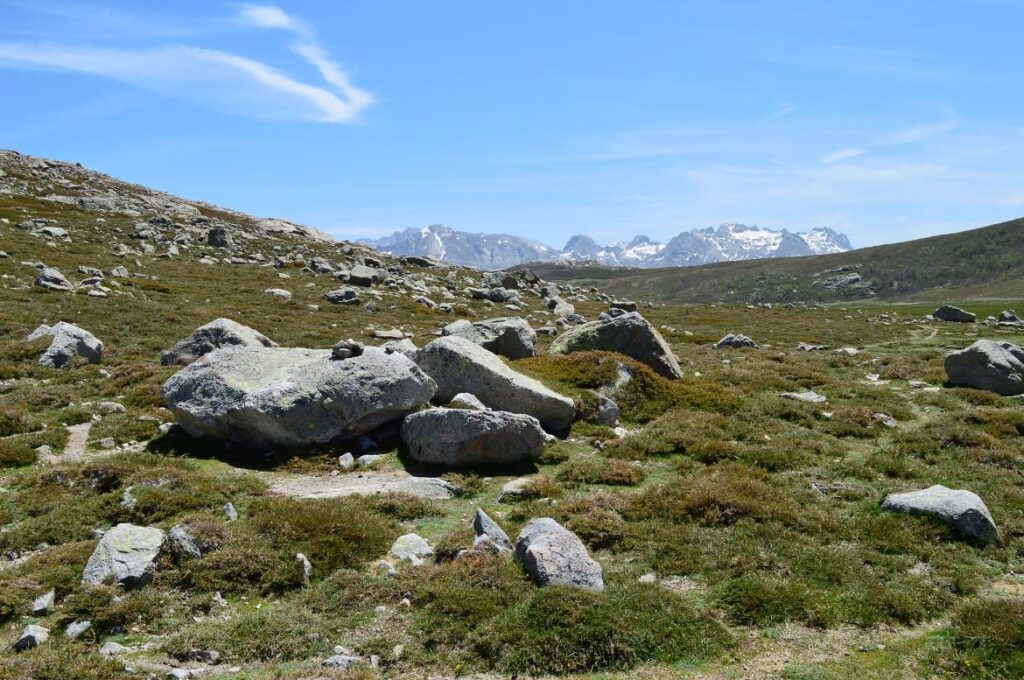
[34,266,74,291]
[401,408,545,466]
[945,339,1024,396]
[161,318,277,366]
[714,333,758,349]
[27,322,103,368]
[882,485,998,542]
[163,346,436,449]
[549,312,683,379]
[414,336,575,433]
[441,317,538,359]
[82,523,165,588]
[515,518,604,591]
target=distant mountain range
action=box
[363,223,853,270]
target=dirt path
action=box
[62,422,92,459]
[265,468,459,500]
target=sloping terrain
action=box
[0,151,1023,680]
[529,216,1024,304]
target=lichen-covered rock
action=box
[550,312,683,379]
[882,485,998,542]
[27,322,103,368]
[441,317,538,359]
[163,346,436,449]
[82,523,165,587]
[945,339,1024,396]
[414,336,575,433]
[515,518,604,591]
[161,318,276,366]
[390,533,433,565]
[401,408,545,466]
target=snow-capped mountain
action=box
[364,223,852,270]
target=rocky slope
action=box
[366,222,852,269]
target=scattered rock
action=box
[550,312,683,379]
[331,339,364,360]
[882,485,998,542]
[779,390,828,404]
[945,339,1024,396]
[402,408,546,466]
[714,333,758,349]
[415,336,575,433]
[441,317,538,359]
[998,309,1021,323]
[390,533,433,565]
[473,508,512,552]
[515,518,604,591]
[264,288,292,301]
[338,452,355,469]
[325,287,360,305]
[27,322,103,368]
[99,641,129,657]
[797,342,829,352]
[161,318,277,366]
[34,266,74,291]
[82,523,165,588]
[31,589,54,615]
[64,620,92,639]
[448,392,487,410]
[163,346,436,449]
[933,305,976,323]
[167,523,217,559]
[13,624,48,652]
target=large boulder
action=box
[401,408,545,466]
[27,322,103,368]
[160,318,277,366]
[515,518,604,591]
[441,317,538,359]
[82,523,165,587]
[414,337,575,433]
[933,305,976,323]
[163,346,436,449]
[945,339,1024,396]
[549,312,683,379]
[882,485,998,542]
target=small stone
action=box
[13,624,48,651]
[338,452,355,469]
[331,339,364,360]
[297,553,313,583]
[31,588,54,615]
[99,641,129,656]
[223,502,238,521]
[64,620,92,639]
[390,533,433,565]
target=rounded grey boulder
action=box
[882,485,998,542]
[402,407,545,466]
[515,517,604,591]
[414,336,575,433]
[945,339,1024,396]
[549,312,683,379]
[82,523,165,588]
[161,318,277,366]
[163,346,436,449]
[27,322,103,368]
[441,317,538,359]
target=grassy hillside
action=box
[1,152,1023,679]
[528,217,1024,305]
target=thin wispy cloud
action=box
[821,147,865,163]
[0,4,372,124]
[879,117,959,145]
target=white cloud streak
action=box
[0,4,372,124]
[820,147,865,163]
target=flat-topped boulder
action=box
[441,317,538,359]
[945,339,1024,396]
[882,485,998,542]
[414,336,575,433]
[161,318,276,366]
[402,407,545,466]
[933,305,976,323]
[550,312,683,379]
[515,518,604,591]
[163,346,436,449]
[27,322,103,368]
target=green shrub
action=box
[474,582,731,674]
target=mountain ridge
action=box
[364,223,853,270]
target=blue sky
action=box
[1,1,1022,249]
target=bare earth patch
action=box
[265,468,459,500]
